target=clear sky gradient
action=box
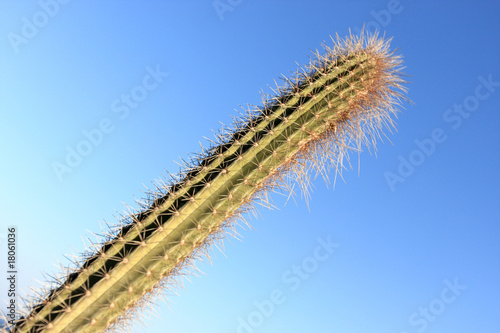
[1,1,499,332]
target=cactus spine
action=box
[6,32,407,333]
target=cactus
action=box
[4,31,407,333]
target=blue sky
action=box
[1,1,499,332]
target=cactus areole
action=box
[7,32,408,333]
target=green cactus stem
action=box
[6,32,407,333]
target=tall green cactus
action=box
[5,32,407,333]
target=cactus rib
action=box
[8,32,408,333]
